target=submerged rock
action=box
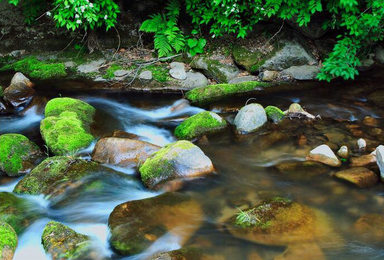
[275,161,329,180]
[40,97,95,155]
[367,90,384,107]
[307,144,341,167]
[376,145,384,180]
[334,167,378,188]
[14,156,115,196]
[274,243,325,260]
[3,73,35,107]
[0,133,42,177]
[92,137,160,166]
[174,111,227,140]
[0,192,39,234]
[354,214,384,245]
[149,248,203,260]
[42,221,93,260]
[191,57,240,83]
[0,222,18,260]
[265,106,285,123]
[226,197,337,246]
[139,141,214,190]
[185,81,270,105]
[108,192,203,255]
[234,104,267,134]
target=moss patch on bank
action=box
[186,81,270,105]
[175,111,227,140]
[1,56,67,80]
[103,64,123,79]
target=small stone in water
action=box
[357,138,366,152]
[307,144,341,167]
[337,146,349,159]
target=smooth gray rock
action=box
[261,40,317,71]
[376,145,384,181]
[234,103,267,134]
[282,65,321,80]
[169,62,187,80]
[77,58,106,73]
[139,70,153,80]
[228,76,257,84]
[182,72,208,89]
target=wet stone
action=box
[307,144,341,167]
[354,214,384,245]
[275,161,329,181]
[108,192,203,255]
[0,222,18,260]
[334,167,378,188]
[350,153,377,167]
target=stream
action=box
[1,78,384,260]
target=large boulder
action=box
[174,111,227,140]
[307,144,341,167]
[260,40,317,71]
[13,156,117,196]
[139,141,214,189]
[40,97,95,155]
[108,192,203,255]
[3,72,35,107]
[225,197,338,246]
[232,45,271,74]
[91,137,160,166]
[334,167,378,188]
[42,221,93,260]
[234,104,267,134]
[190,57,240,83]
[0,222,18,260]
[0,133,42,176]
[0,192,40,234]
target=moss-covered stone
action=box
[13,156,105,196]
[149,247,203,260]
[227,197,339,246]
[0,192,39,234]
[139,141,214,189]
[174,111,227,140]
[45,97,95,125]
[0,222,18,260]
[1,56,67,80]
[185,81,270,105]
[190,57,239,83]
[42,221,91,260]
[232,45,265,74]
[41,98,95,155]
[0,133,42,176]
[108,192,203,255]
[265,106,285,123]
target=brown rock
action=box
[274,243,325,260]
[350,129,364,137]
[307,145,341,167]
[3,73,35,107]
[92,137,160,166]
[363,116,378,127]
[350,154,376,167]
[334,167,378,188]
[110,130,140,139]
[354,214,384,245]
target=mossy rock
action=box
[265,106,285,123]
[0,56,67,80]
[41,97,95,155]
[0,133,42,176]
[42,221,92,260]
[190,57,239,83]
[108,192,203,255]
[185,81,270,106]
[0,222,18,260]
[149,247,203,260]
[0,192,40,234]
[139,141,214,189]
[232,45,266,74]
[13,156,109,196]
[227,197,340,246]
[174,111,227,140]
[45,97,95,125]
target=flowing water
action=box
[1,77,384,260]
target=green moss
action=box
[0,134,41,176]
[146,64,170,82]
[0,86,3,97]
[139,140,195,187]
[103,63,123,79]
[235,197,293,228]
[0,222,17,258]
[42,221,91,260]
[265,106,285,123]
[45,97,95,125]
[13,156,100,195]
[174,111,227,140]
[40,112,94,155]
[185,81,270,105]
[1,56,67,80]
[0,192,39,234]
